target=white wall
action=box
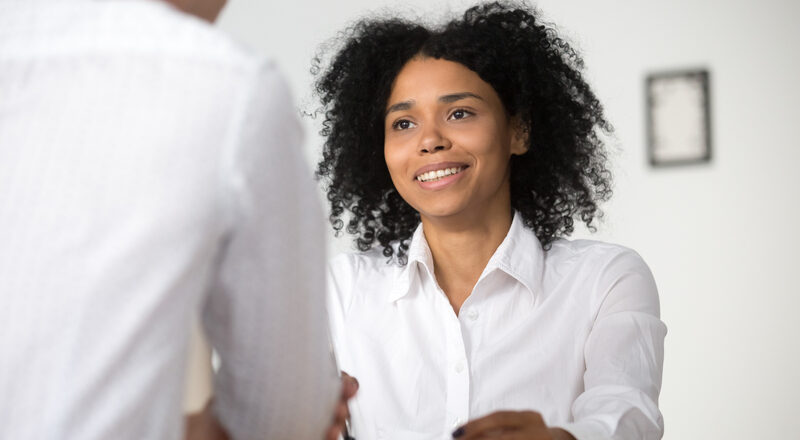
[216,1,800,438]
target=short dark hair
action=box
[313,1,613,263]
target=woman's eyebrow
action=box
[439,92,484,103]
[385,92,483,116]
[385,100,414,116]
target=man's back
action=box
[0,1,338,438]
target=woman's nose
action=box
[418,125,452,154]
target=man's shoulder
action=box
[116,1,263,71]
[0,1,268,74]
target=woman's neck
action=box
[421,204,513,315]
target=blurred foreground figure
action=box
[0,0,339,438]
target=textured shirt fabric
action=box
[327,212,667,440]
[0,1,338,439]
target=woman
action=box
[316,2,666,439]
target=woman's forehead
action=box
[387,57,499,109]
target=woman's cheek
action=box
[383,146,414,201]
[383,146,403,182]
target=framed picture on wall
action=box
[646,69,712,166]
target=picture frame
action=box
[645,69,712,167]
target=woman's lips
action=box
[415,165,467,183]
[416,165,468,190]
[413,162,470,180]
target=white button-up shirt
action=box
[0,1,337,439]
[327,212,666,439]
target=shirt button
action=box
[467,309,479,321]
[455,361,465,373]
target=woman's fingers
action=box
[483,430,562,440]
[325,400,350,440]
[453,411,545,439]
[336,371,358,421]
[341,371,359,399]
[325,423,342,440]
[325,373,359,440]
[334,400,349,423]
[480,434,530,440]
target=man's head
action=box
[166,0,227,22]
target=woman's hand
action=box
[451,411,576,440]
[325,372,359,440]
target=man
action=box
[0,0,352,438]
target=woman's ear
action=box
[510,117,529,156]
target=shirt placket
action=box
[443,306,470,434]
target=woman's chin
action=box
[417,204,471,222]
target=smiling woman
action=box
[314,1,613,265]
[314,2,666,440]
[384,58,527,230]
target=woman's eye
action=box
[392,119,415,130]
[449,109,473,120]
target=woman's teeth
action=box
[416,166,465,182]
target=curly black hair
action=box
[313,1,613,264]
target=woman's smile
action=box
[416,165,469,190]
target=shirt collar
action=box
[388,222,432,303]
[486,210,545,302]
[388,211,545,303]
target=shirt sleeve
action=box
[326,253,372,438]
[326,254,352,373]
[201,60,339,440]
[558,250,667,440]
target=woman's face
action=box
[384,57,526,223]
